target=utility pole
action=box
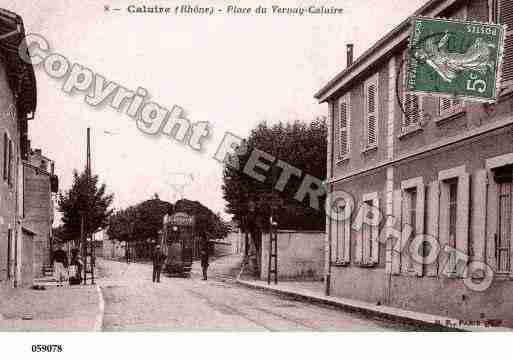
[81,213,86,284]
[87,128,95,285]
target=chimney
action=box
[346,44,354,68]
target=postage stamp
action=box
[406,16,507,103]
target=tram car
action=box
[161,212,195,277]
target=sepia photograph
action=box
[0,0,512,356]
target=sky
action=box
[4,0,426,220]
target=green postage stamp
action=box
[406,17,507,103]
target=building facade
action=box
[0,9,37,288]
[316,0,513,324]
[23,148,58,278]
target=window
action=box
[439,97,462,117]
[358,192,379,266]
[399,177,425,276]
[438,166,469,277]
[497,181,512,273]
[408,188,417,232]
[338,95,350,159]
[447,180,458,273]
[496,0,513,84]
[364,75,378,149]
[331,205,350,264]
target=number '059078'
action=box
[31,345,63,353]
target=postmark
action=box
[406,16,507,103]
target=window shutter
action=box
[7,139,12,186]
[439,182,451,274]
[486,173,498,269]
[337,208,345,261]
[413,184,425,276]
[363,203,371,263]
[404,94,421,126]
[355,210,363,265]
[371,197,380,264]
[426,181,440,277]
[365,79,378,146]
[500,1,513,83]
[401,191,411,274]
[456,173,470,276]
[330,212,337,263]
[3,133,7,181]
[385,215,393,273]
[339,98,349,158]
[439,98,462,116]
[391,190,402,274]
[472,170,488,265]
[343,211,351,263]
[440,98,451,114]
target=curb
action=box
[236,279,464,331]
[93,284,105,332]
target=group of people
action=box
[151,245,210,283]
[52,245,84,286]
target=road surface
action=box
[98,256,416,331]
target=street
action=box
[98,256,416,331]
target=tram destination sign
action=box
[168,212,195,226]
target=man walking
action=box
[152,244,166,283]
[200,247,209,280]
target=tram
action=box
[161,212,195,277]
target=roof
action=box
[0,8,37,119]
[314,0,463,103]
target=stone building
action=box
[23,148,58,278]
[316,0,513,324]
[0,9,37,288]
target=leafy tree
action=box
[107,197,228,244]
[222,118,327,232]
[174,199,229,238]
[57,169,114,242]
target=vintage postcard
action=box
[0,0,512,357]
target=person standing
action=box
[200,248,209,280]
[152,245,166,283]
[69,248,83,285]
[52,245,68,286]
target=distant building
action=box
[316,0,513,323]
[0,9,37,288]
[23,148,58,278]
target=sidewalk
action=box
[236,278,511,332]
[0,282,103,331]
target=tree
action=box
[107,197,228,243]
[57,169,114,242]
[222,117,327,232]
[174,199,229,238]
